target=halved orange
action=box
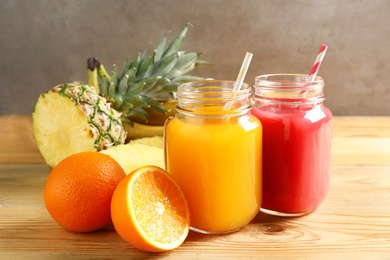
[111,165,190,252]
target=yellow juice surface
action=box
[166,115,262,233]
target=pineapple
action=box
[32,82,127,168]
[32,24,211,169]
[131,135,163,148]
[87,23,213,129]
[100,136,164,175]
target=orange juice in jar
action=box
[165,80,262,234]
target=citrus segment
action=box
[111,166,190,252]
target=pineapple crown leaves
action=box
[87,23,214,124]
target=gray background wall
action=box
[1,0,389,116]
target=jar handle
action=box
[163,116,174,170]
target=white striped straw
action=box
[299,44,328,99]
[307,44,328,82]
[223,52,253,110]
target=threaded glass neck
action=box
[177,80,252,117]
[254,74,325,105]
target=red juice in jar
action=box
[252,74,332,216]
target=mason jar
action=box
[165,80,262,234]
[252,74,332,217]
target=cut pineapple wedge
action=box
[100,136,165,174]
[32,83,126,169]
[33,93,95,168]
[131,135,164,149]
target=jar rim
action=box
[255,74,324,88]
[253,74,325,104]
[177,80,252,117]
[179,80,251,94]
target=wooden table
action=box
[1,115,389,259]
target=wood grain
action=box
[0,115,389,259]
[0,115,45,164]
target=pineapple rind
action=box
[54,83,127,150]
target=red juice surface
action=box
[251,104,332,214]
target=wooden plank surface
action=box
[0,115,389,259]
[0,115,45,164]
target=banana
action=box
[124,121,164,141]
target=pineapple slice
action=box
[32,82,126,168]
[131,135,164,148]
[100,136,164,174]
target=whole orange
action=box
[44,152,126,232]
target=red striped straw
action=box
[300,44,328,98]
[307,44,328,82]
